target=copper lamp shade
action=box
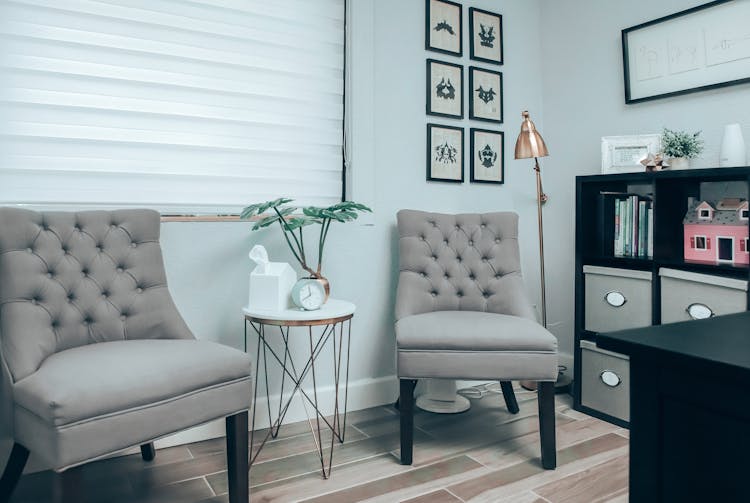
[514,111,549,159]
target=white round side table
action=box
[242,299,355,479]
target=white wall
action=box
[539,0,750,360]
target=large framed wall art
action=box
[622,0,750,104]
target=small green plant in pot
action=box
[661,128,704,170]
[241,198,371,300]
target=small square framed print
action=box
[470,128,504,184]
[427,123,464,183]
[469,7,503,65]
[427,59,463,119]
[425,0,462,56]
[469,66,503,123]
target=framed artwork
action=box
[426,59,464,119]
[622,0,750,104]
[425,0,462,57]
[469,66,503,123]
[470,128,504,184]
[427,124,464,183]
[469,7,503,65]
[601,134,661,174]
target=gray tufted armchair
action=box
[0,208,251,503]
[395,209,557,469]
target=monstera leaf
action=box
[240,198,294,220]
[241,197,371,276]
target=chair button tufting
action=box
[469,274,475,280]
[420,272,426,277]
[30,298,37,305]
[481,224,486,228]
[136,288,143,293]
[483,292,490,298]
[431,291,437,297]
[116,267,123,273]
[120,315,126,321]
[130,242,137,248]
[495,239,501,243]
[432,255,437,260]
[443,240,448,245]
[26,248,32,253]
[468,240,473,246]
[110,224,116,230]
[444,274,449,279]
[46,272,52,278]
[420,235,425,241]
[457,292,463,297]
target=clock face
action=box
[293,279,325,310]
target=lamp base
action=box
[415,379,471,414]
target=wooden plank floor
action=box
[8,386,628,502]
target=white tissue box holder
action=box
[248,262,297,312]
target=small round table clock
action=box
[291,278,326,310]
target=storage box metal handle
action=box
[600,370,622,387]
[604,291,627,308]
[686,303,714,320]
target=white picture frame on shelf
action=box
[601,134,662,174]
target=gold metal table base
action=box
[244,314,352,479]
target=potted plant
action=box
[661,128,704,170]
[241,198,371,298]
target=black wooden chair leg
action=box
[499,381,520,414]
[140,443,156,462]
[399,379,417,465]
[53,467,82,503]
[226,411,249,503]
[0,443,29,503]
[538,381,556,470]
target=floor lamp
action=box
[514,110,549,328]
[515,111,551,393]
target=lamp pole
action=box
[534,157,547,328]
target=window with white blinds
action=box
[0,0,345,214]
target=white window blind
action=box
[0,0,345,213]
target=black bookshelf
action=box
[573,167,750,427]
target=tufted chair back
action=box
[395,209,535,321]
[0,208,193,384]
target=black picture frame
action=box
[427,123,464,183]
[425,0,463,57]
[470,128,504,185]
[621,0,750,105]
[469,66,503,123]
[426,59,464,119]
[469,7,503,65]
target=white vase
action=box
[719,123,746,167]
[669,157,689,170]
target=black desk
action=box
[598,312,750,503]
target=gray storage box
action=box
[580,340,629,422]
[584,265,652,332]
[659,268,748,324]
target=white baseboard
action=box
[153,374,398,449]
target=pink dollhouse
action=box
[683,198,749,265]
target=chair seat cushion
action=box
[15,339,251,427]
[396,311,558,380]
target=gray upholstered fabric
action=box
[395,210,536,321]
[396,311,557,380]
[14,340,251,470]
[395,209,557,381]
[14,340,250,426]
[0,208,252,470]
[0,208,192,382]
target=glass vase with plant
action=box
[661,128,704,169]
[241,198,371,297]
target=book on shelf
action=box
[604,192,653,259]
